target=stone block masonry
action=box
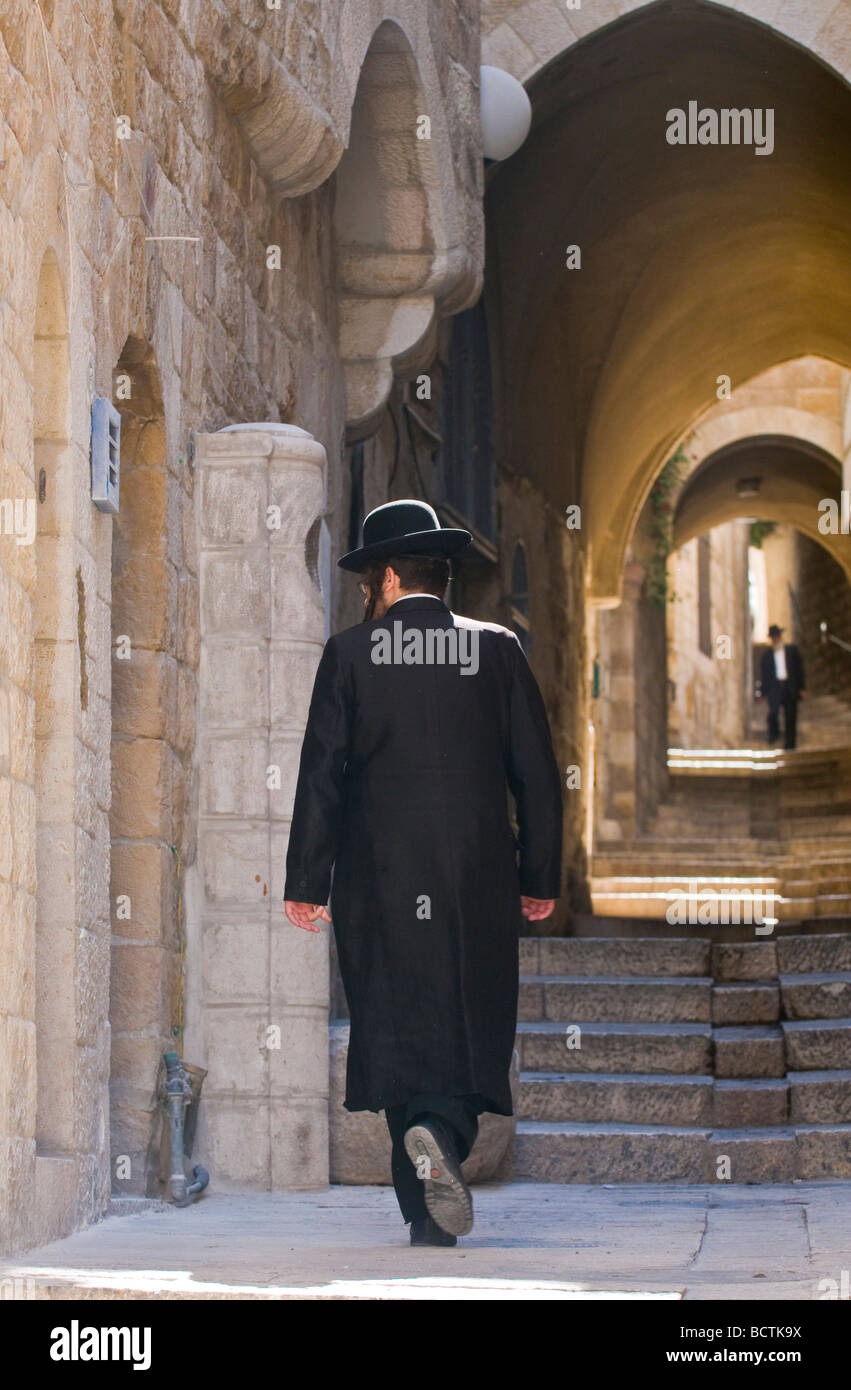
[0,0,485,1251]
[188,426,330,1189]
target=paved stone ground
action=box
[1,1182,849,1301]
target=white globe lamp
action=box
[480,65,532,161]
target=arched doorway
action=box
[109,336,182,1196]
[33,249,75,1158]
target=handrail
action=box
[820,620,851,656]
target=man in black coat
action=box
[759,623,806,749]
[284,500,563,1245]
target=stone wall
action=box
[592,561,659,844]
[0,0,484,1251]
[496,471,589,922]
[795,533,851,703]
[634,587,668,834]
[667,521,750,750]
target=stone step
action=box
[596,837,851,859]
[713,1025,785,1078]
[777,933,851,973]
[591,889,851,922]
[593,867,851,892]
[511,1121,851,1181]
[592,867,851,890]
[713,1079,789,1127]
[779,972,851,1019]
[782,1018,851,1070]
[516,1072,797,1128]
[667,750,851,777]
[712,981,780,1025]
[517,975,712,1024]
[590,886,798,923]
[651,817,752,834]
[516,1020,712,1074]
[706,1129,797,1181]
[519,936,710,977]
[712,941,778,980]
[784,817,851,837]
[796,896,851,918]
[594,850,744,868]
[592,856,791,877]
[512,1120,708,1182]
[595,839,766,856]
[592,875,780,892]
[795,1126,851,1178]
[784,879,851,898]
[651,810,751,827]
[517,1071,714,1125]
[568,913,822,943]
[789,1070,851,1124]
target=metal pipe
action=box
[162,1051,210,1206]
[175,1165,210,1208]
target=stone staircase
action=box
[511,929,851,1181]
[510,730,851,1181]
[591,743,851,924]
[746,691,851,750]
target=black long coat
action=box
[284,594,563,1116]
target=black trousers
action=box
[767,683,798,749]
[384,1093,482,1223]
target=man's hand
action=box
[521,896,555,921]
[285,901,332,932]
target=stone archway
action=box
[28,245,110,1244]
[33,249,76,1162]
[483,0,851,91]
[672,435,851,581]
[483,1,851,606]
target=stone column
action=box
[188,424,329,1188]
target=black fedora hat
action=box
[337,499,472,572]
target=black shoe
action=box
[403,1117,473,1236]
[409,1215,458,1247]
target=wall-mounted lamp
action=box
[480,66,532,162]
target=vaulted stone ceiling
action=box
[485,0,851,601]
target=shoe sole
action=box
[404,1123,473,1236]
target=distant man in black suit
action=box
[759,624,806,749]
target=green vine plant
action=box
[749,519,777,549]
[645,443,691,608]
